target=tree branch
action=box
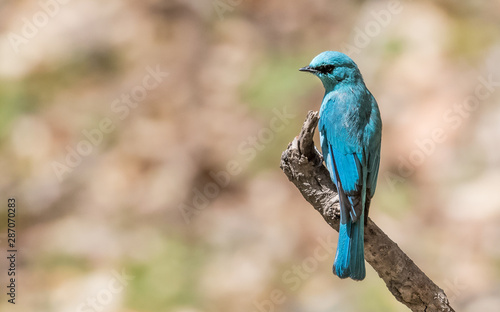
[280,111,455,312]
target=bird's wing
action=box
[319,99,367,223]
[364,141,380,219]
[366,150,380,198]
[364,94,382,218]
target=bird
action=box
[300,51,382,280]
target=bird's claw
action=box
[312,146,324,167]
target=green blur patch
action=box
[376,178,414,218]
[0,81,37,140]
[124,238,204,311]
[240,54,317,173]
[24,48,122,101]
[448,18,498,61]
[0,48,122,142]
[242,54,316,113]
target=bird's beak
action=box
[299,66,317,73]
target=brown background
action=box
[1,1,500,311]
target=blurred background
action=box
[1,0,500,311]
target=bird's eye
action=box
[317,65,335,74]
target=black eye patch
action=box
[316,65,335,74]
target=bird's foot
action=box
[312,146,324,167]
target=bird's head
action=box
[300,51,362,91]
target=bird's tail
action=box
[333,211,366,280]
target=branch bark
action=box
[280,111,455,312]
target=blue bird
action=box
[300,51,382,280]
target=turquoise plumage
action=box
[300,51,382,280]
